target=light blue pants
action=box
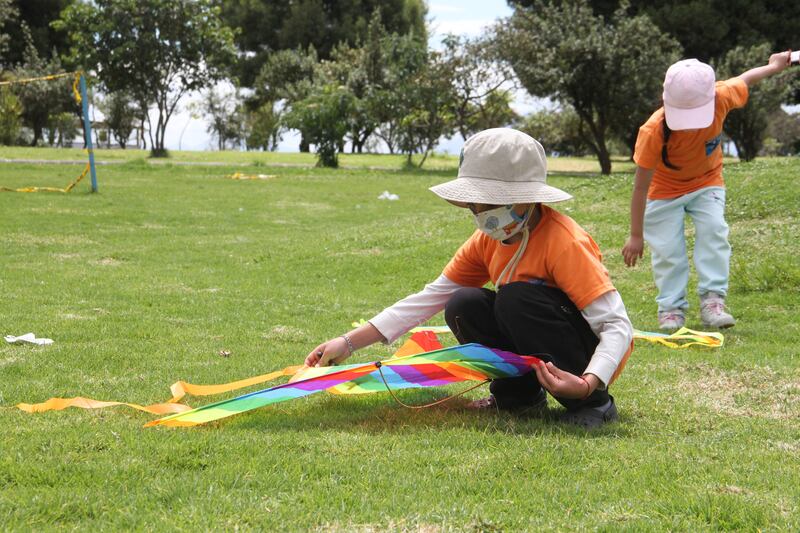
[644,186,730,312]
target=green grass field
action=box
[1,149,798,531]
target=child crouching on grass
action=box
[305,128,633,429]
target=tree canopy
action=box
[219,0,427,86]
[1,0,73,67]
[497,0,681,174]
[508,0,799,63]
[0,0,16,65]
[716,43,793,161]
[58,0,236,156]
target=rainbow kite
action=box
[145,342,542,428]
[17,324,722,428]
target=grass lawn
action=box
[0,149,798,531]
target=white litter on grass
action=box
[4,333,54,346]
[378,190,399,201]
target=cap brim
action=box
[429,176,572,205]
[664,98,715,130]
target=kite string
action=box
[375,362,489,409]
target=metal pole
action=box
[79,73,98,192]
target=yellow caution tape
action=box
[1,72,89,193]
[0,71,77,86]
[1,163,90,194]
[0,71,83,104]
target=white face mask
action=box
[473,205,527,241]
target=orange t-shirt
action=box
[443,205,615,310]
[633,77,749,200]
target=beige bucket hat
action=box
[429,128,572,205]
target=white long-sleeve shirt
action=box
[369,274,633,389]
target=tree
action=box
[496,0,681,174]
[716,43,793,162]
[98,91,137,148]
[12,27,74,146]
[283,83,355,167]
[1,0,73,68]
[372,31,428,155]
[395,50,458,167]
[764,108,800,156]
[253,46,319,152]
[319,10,387,154]
[219,0,427,86]
[202,88,245,151]
[0,85,22,145]
[508,0,799,64]
[245,102,283,151]
[47,111,79,147]
[57,0,236,156]
[440,33,516,140]
[462,90,519,138]
[0,0,17,66]
[518,106,590,156]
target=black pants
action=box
[444,282,610,410]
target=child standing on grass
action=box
[622,52,794,330]
[305,128,633,429]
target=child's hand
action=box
[768,51,792,73]
[622,236,644,267]
[305,337,351,367]
[533,361,598,400]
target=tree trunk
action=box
[31,125,42,146]
[596,143,612,175]
[580,112,612,175]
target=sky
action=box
[162,0,525,153]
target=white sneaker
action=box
[700,292,736,328]
[658,310,685,330]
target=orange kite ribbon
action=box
[16,397,191,415]
[17,366,303,416]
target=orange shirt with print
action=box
[633,77,749,200]
[443,205,615,310]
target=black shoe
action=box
[559,396,618,429]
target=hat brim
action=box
[429,176,572,205]
[664,97,715,130]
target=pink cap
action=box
[663,59,716,130]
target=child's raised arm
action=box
[739,51,793,86]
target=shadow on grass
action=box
[207,391,633,439]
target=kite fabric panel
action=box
[145,343,542,428]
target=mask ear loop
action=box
[496,204,536,286]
